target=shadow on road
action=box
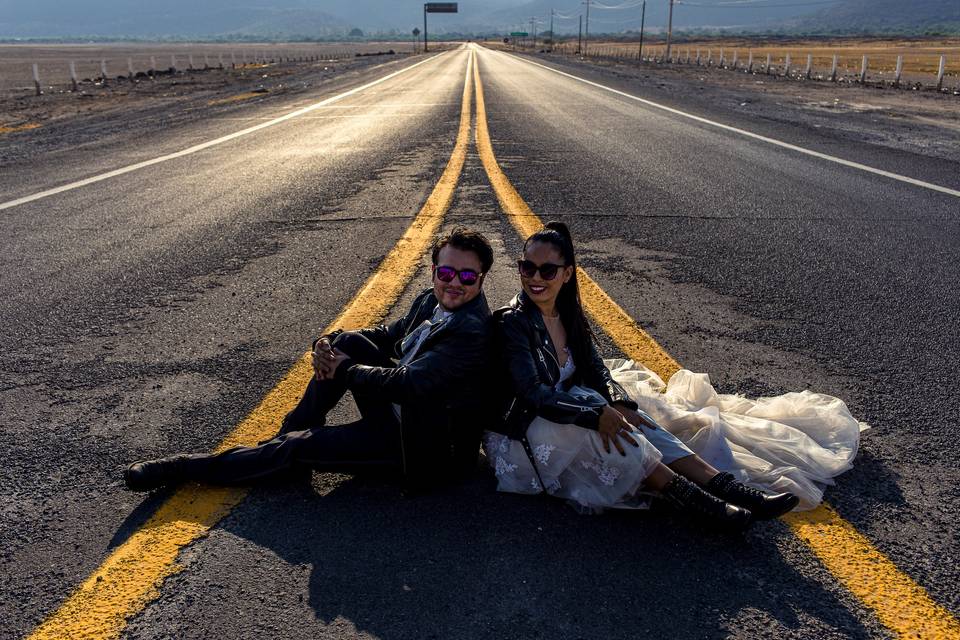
[201,471,874,639]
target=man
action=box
[125,228,494,491]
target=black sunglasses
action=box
[434,265,482,286]
[518,259,566,281]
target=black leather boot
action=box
[662,474,752,531]
[705,472,799,520]
[124,454,202,491]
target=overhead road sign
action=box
[423,2,458,53]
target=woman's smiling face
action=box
[519,241,573,309]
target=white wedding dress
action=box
[483,359,869,512]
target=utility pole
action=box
[584,0,590,56]
[549,9,554,49]
[665,0,675,61]
[638,0,646,61]
[577,15,583,54]
[424,5,429,52]
[531,17,536,49]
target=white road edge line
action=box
[491,48,960,199]
[0,52,450,212]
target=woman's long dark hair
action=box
[523,221,595,370]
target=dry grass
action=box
[0,42,411,92]
[548,37,959,83]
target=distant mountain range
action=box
[0,0,956,39]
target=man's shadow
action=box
[198,469,876,640]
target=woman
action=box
[484,221,805,530]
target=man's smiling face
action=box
[432,245,484,312]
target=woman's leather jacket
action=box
[493,291,638,440]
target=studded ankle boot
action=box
[705,472,800,520]
[662,474,753,531]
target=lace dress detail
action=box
[482,350,663,512]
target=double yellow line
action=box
[471,47,960,640]
[29,46,960,639]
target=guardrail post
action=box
[747,50,753,72]
[32,63,41,95]
[765,53,771,75]
[69,60,78,91]
[894,54,903,87]
[936,54,946,90]
[830,54,838,81]
[805,53,812,79]
[859,54,868,83]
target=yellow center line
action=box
[470,45,960,640]
[27,49,475,640]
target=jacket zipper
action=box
[556,400,600,413]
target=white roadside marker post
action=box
[936,54,946,90]
[32,63,41,96]
[859,54,868,83]
[732,50,738,70]
[100,59,108,83]
[127,57,134,81]
[188,54,194,70]
[894,54,903,87]
[830,54,838,81]
[747,50,753,72]
[719,48,724,68]
[204,53,209,69]
[150,55,157,80]
[784,53,791,77]
[170,54,177,73]
[805,53,812,79]
[707,49,712,66]
[219,52,224,70]
[69,60,78,91]
[765,53,771,75]
[231,52,236,69]
[696,48,700,65]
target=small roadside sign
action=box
[510,32,529,37]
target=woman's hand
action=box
[597,405,640,456]
[613,403,659,431]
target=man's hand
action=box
[597,405,640,456]
[313,347,351,380]
[311,338,337,381]
[613,403,659,431]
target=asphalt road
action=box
[2,44,958,639]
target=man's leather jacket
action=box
[330,287,492,487]
[493,291,637,440]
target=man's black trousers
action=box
[174,331,403,485]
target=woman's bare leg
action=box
[668,454,719,486]
[642,462,677,491]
